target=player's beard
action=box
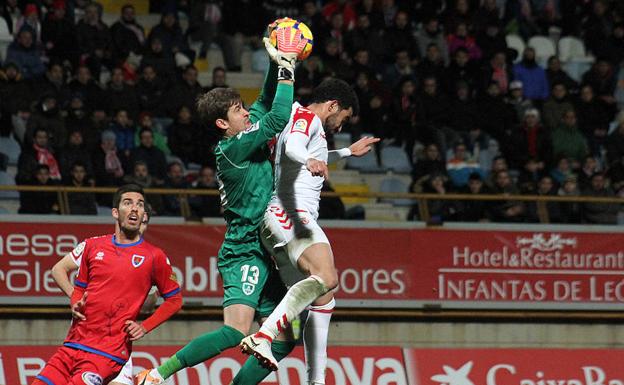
[119,215,141,240]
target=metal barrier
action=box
[0,185,622,223]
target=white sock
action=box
[304,298,335,385]
[258,276,328,341]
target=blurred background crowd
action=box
[1,0,624,224]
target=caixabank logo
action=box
[408,349,624,385]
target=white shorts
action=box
[262,203,329,271]
[109,358,133,385]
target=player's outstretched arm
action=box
[327,136,380,163]
[51,254,78,297]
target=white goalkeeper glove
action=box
[263,26,309,80]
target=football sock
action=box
[158,325,244,379]
[257,276,328,341]
[304,298,335,385]
[231,340,296,384]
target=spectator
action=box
[188,0,222,59]
[75,2,111,60]
[168,106,200,166]
[417,43,446,85]
[106,67,139,118]
[581,59,617,109]
[581,0,613,55]
[414,173,458,222]
[412,143,447,185]
[550,156,574,186]
[6,28,45,80]
[575,84,611,157]
[384,10,419,63]
[18,164,60,214]
[444,0,474,34]
[352,71,387,142]
[545,56,578,94]
[26,94,66,151]
[527,175,562,223]
[508,108,551,169]
[300,0,327,36]
[17,128,62,184]
[320,37,352,82]
[558,174,582,223]
[447,81,479,136]
[110,4,145,61]
[141,36,177,80]
[458,171,492,222]
[66,161,97,215]
[446,141,484,188]
[344,13,384,68]
[490,170,526,222]
[205,66,228,92]
[148,8,189,57]
[513,47,549,101]
[92,130,124,200]
[136,64,166,117]
[109,109,134,160]
[517,157,544,194]
[578,155,601,191]
[59,129,92,179]
[322,0,357,31]
[64,94,98,151]
[37,62,70,104]
[134,112,170,155]
[383,49,417,89]
[503,0,540,40]
[162,161,189,216]
[478,81,515,143]
[606,155,624,193]
[0,62,34,116]
[123,159,164,214]
[480,50,512,95]
[14,4,41,43]
[168,65,203,115]
[446,22,482,61]
[350,48,378,81]
[444,47,479,95]
[597,22,624,67]
[416,16,449,66]
[41,0,78,65]
[505,80,534,123]
[390,78,424,158]
[1,0,19,35]
[542,82,574,130]
[476,21,507,62]
[582,172,618,224]
[551,109,588,166]
[189,164,221,218]
[68,65,105,112]
[318,11,347,58]
[129,128,167,183]
[220,0,264,71]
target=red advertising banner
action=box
[406,348,624,385]
[2,345,623,385]
[0,345,407,385]
[0,221,623,309]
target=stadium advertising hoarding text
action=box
[0,222,623,309]
[1,346,622,385]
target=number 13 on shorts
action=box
[241,264,259,295]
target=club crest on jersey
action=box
[81,372,103,385]
[132,254,145,268]
[291,118,309,134]
[95,251,104,260]
[242,282,256,295]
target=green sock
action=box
[231,340,296,385]
[158,325,244,379]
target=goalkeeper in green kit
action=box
[136,21,309,385]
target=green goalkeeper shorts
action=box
[218,235,286,318]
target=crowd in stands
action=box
[1,0,624,224]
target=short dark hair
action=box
[144,202,153,223]
[196,88,242,136]
[309,78,359,116]
[112,184,145,209]
[139,127,153,138]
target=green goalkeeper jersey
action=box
[215,66,291,244]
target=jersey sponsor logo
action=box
[242,282,256,295]
[291,118,309,135]
[237,122,260,138]
[95,251,104,260]
[132,254,145,268]
[81,371,103,385]
[72,241,86,259]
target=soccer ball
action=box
[269,19,314,60]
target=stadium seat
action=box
[0,171,18,199]
[558,36,595,82]
[527,36,556,65]
[379,176,412,207]
[0,135,21,166]
[380,145,412,174]
[505,34,525,62]
[346,150,384,173]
